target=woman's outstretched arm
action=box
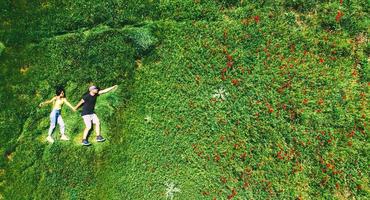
[64,98,76,111]
[39,97,56,107]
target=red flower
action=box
[352,70,358,77]
[326,163,334,170]
[220,176,227,184]
[221,74,226,81]
[318,98,324,105]
[227,188,237,199]
[266,103,274,113]
[240,152,247,161]
[230,153,235,160]
[227,54,233,61]
[340,0,343,5]
[254,15,260,23]
[277,151,284,160]
[227,61,234,68]
[347,130,355,138]
[290,44,295,53]
[336,10,343,22]
[214,154,221,162]
[243,181,249,189]
[202,191,210,196]
[319,58,325,63]
[357,184,362,191]
[319,157,325,165]
[333,170,342,175]
[231,79,239,86]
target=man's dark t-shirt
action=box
[81,93,99,116]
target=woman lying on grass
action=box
[39,87,76,143]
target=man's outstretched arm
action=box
[74,99,85,110]
[98,85,118,95]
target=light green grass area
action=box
[0,1,368,199]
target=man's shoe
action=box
[82,139,91,146]
[96,135,106,142]
[46,136,54,143]
[60,134,70,141]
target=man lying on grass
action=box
[74,85,118,146]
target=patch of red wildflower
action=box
[336,10,343,22]
[254,16,260,23]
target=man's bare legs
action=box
[81,114,104,145]
[83,127,90,140]
[95,122,100,136]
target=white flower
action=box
[212,87,228,101]
[144,115,152,123]
[165,182,181,200]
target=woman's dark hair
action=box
[55,87,66,97]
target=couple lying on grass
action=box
[39,85,118,146]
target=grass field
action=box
[0,1,368,199]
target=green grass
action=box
[0,1,369,199]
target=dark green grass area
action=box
[0,1,368,199]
